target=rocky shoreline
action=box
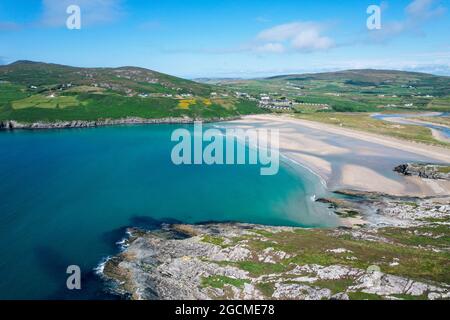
[0,116,241,130]
[394,163,450,181]
[100,190,450,300]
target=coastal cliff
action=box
[0,116,241,130]
[100,191,450,300]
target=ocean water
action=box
[0,124,335,299]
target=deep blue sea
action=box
[0,124,335,299]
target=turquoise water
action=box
[0,124,334,299]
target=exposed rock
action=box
[350,272,449,299]
[394,163,450,180]
[327,248,352,254]
[272,283,332,300]
[99,191,450,301]
[0,116,241,131]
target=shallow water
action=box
[226,117,442,195]
[0,124,334,299]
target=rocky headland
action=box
[100,189,450,300]
[0,116,241,130]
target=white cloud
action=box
[371,0,446,41]
[257,22,305,41]
[406,0,445,18]
[41,0,123,27]
[170,21,335,55]
[256,22,334,53]
[254,43,285,53]
[291,29,334,51]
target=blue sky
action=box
[0,0,449,78]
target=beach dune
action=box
[227,115,450,196]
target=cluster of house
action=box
[258,94,332,111]
[234,92,255,100]
[113,69,160,84]
[29,83,75,99]
[136,92,194,99]
[29,83,73,90]
[210,92,230,98]
[295,102,330,110]
[259,94,292,110]
[381,103,415,108]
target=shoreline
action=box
[0,116,242,130]
[4,113,448,197]
[228,114,450,197]
[99,190,450,300]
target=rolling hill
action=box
[214,69,450,112]
[0,61,261,123]
[2,63,449,123]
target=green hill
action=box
[217,69,450,112]
[0,61,261,123]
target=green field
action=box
[416,116,450,126]
[295,112,449,147]
[0,61,263,122]
[211,69,450,113]
[2,62,449,124]
[0,91,262,123]
[12,94,80,109]
[425,97,450,111]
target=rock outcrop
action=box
[99,192,450,301]
[0,116,240,130]
[394,163,450,180]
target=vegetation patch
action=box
[250,229,275,238]
[295,113,448,146]
[238,229,450,284]
[380,226,450,249]
[201,275,250,289]
[348,291,383,300]
[256,282,275,297]
[12,94,80,109]
[438,166,450,174]
[201,235,227,248]
[178,99,197,109]
[235,261,288,277]
[313,278,355,295]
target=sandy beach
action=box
[227,114,450,196]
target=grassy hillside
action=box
[214,69,450,113]
[0,61,263,122]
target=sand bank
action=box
[226,114,450,196]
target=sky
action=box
[0,0,449,78]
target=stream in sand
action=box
[372,112,450,141]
